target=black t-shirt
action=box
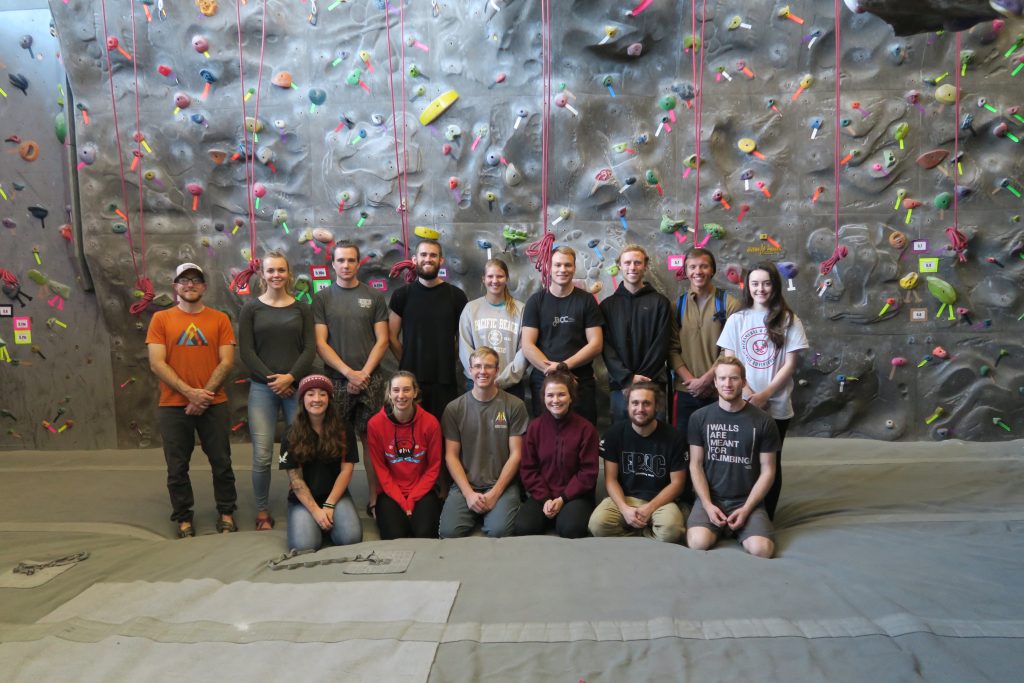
[688,402,780,505]
[389,280,468,385]
[599,420,688,501]
[522,287,605,378]
[279,436,359,505]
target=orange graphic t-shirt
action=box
[146,306,236,407]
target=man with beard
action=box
[521,246,604,423]
[147,263,237,538]
[388,239,469,421]
[668,248,740,434]
[600,244,673,423]
[588,382,687,543]
[687,357,779,558]
[315,242,390,515]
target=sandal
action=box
[216,515,237,533]
[177,522,195,539]
[255,512,275,531]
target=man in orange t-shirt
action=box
[146,263,237,538]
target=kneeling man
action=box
[588,382,687,542]
[687,357,780,558]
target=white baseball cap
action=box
[174,262,205,280]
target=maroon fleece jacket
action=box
[519,411,599,502]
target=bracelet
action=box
[322,502,335,509]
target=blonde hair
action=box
[617,244,649,265]
[259,250,294,295]
[484,258,518,317]
[552,245,576,264]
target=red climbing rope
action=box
[230,0,269,294]
[820,0,847,275]
[126,0,153,316]
[383,1,414,281]
[948,32,967,262]
[0,269,18,288]
[692,0,709,249]
[526,0,554,288]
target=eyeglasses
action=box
[470,363,498,371]
[175,277,204,285]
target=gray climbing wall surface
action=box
[2,0,1021,449]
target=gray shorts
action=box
[331,372,385,437]
[687,498,774,542]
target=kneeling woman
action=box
[367,371,443,539]
[279,374,363,550]
[514,371,599,538]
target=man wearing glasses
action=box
[147,263,237,538]
[438,347,528,538]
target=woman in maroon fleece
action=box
[514,371,599,538]
[367,371,443,539]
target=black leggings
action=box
[514,496,593,538]
[765,418,790,520]
[375,491,442,539]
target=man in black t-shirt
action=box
[388,239,469,421]
[687,357,780,558]
[522,246,604,423]
[588,383,687,543]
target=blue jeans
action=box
[439,483,521,538]
[287,493,363,551]
[248,382,298,513]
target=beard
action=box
[630,412,655,429]
[416,263,439,280]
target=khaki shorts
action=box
[687,498,774,542]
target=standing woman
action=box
[238,251,315,530]
[279,374,363,550]
[514,371,599,538]
[367,371,443,539]
[717,262,808,520]
[458,258,528,400]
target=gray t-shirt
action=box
[442,389,528,490]
[688,402,780,506]
[312,281,388,380]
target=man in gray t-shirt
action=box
[439,347,528,538]
[313,243,389,510]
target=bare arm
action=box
[564,326,603,370]
[521,326,550,371]
[748,351,801,409]
[316,323,354,378]
[689,444,727,525]
[203,344,235,395]
[388,311,403,362]
[636,470,686,522]
[482,435,522,507]
[287,468,320,515]
[445,438,473,498]
[728,451,776,530]
[148,343,213,406]
[363,320,390,375]
[603,460,629,513]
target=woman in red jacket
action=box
[367,371,443,539]
[514,371,599,538]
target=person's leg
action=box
[375,493,413,540]
[609,388,627,425]
[327,493,363,546]
[573,376,597,425]
[247,382,278,517]
[438,486,478,538]
[588,496,636,537]
[355,372,387,505]
[287,501,323,551]
[646,502,684,543]
[685,499,723,550]
[409,491,442,538]
[158,406,196,525]
[481,483,521,538]
[673,391,706,433]
[554,497,593,538]
[195,403,237,518]
[736,505,776,558]
[513,497,548,536]
[529,371,545,418]
[765,418,790,520]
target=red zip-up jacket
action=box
[520,411,599,502]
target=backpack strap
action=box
[712,289,727,324]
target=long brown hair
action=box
[484,258,518,317]
[742,262,794,350]
[286,395,348,465]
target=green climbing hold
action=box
[703,223,726,239]
[658,95,677,111]
[502,225,529,242]
[925,276,957,305]
[55,112,67,144]
[659,215,687,234]
[933,192,953,209]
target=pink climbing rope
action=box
[948,32,968,262]
[126,0,153,315]
[526,0,554,287]
[820,0,847,275]
[383,1,414,282]
[230,0,269,294]
[691,0,709,251]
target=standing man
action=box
[147,263,237,538]
[314,242,390,514]
[668,248,740,432]
[588,382,687,542]
[687,358,779,558]
[389,239,469,421]
[439,347,529,538]
[521,246,604,423]
[600,244,673,423]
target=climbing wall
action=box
[12,0,1023,448]
[0,4,118,450]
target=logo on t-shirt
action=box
[621,451,666,478]
[739,326,776,370]
[358,298,372,309]
[494,410,508,428]
[486,329,505,348]
[177,323,210,346]
[552,315,575,327]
